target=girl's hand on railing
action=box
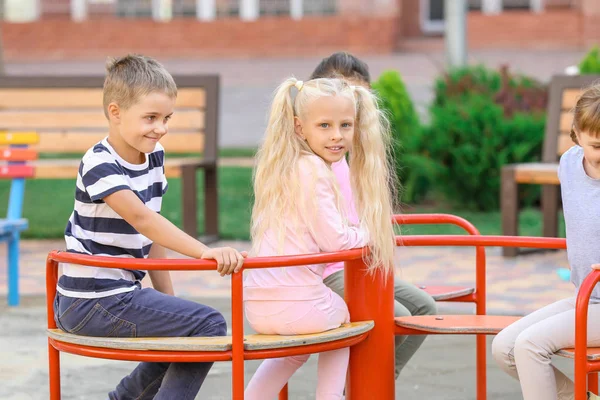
[591,264,600,270]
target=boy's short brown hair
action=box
[103,54,177,118]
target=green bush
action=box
[372,70,433,204]
[423,66,547,211]
[579,46,600,74]
[433,65,502,106]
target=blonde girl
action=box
[243,77,396,400]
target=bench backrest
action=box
[0,75,219,161]
[0,132,39,219]
[543,74,600,162]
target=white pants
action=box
[492,297,600,400]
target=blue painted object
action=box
[556,268,571,282]
[1,177,29,306]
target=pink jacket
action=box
[243,155,367,301]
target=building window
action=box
[259,0,336,17]
[303,0,336,16]
[216,0,241,17]
[112,0,336,19]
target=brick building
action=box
[1,0,599,61]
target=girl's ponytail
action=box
[349,85,398,276]
[251,78,304,253]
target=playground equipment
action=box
[45,214,600,399]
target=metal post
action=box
[152,0,173,22]
[530,0,544,13]
[445,0,467,68]
[290,0,303,20]
[345,259,395,399]
[196,0,216,21]
[482,0,502,15]
[4,0,40,22]
[71,0,87,21]
[240,0,259,21]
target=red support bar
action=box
[394,213,480,235]
[46,249,366,271]
[231,271,245,400]
[398,235,566,249]
[589,373,598,395]
[345,258,395,400]
[575,269,600,400]
[475,245,487,400]
[278,384,288,400]
[396,235,567,249]
[46,258,60,400]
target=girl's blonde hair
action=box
[571,83,600,144]
[251,77,398,275]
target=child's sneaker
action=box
[589,392,600,400]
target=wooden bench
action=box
[0,75,220,241]
[395,315,521,335]
[415,284,475,301]
[47,321,374,352]
[1,132,38,306]
[501,74,600,257]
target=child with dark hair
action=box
[311,51,437,380]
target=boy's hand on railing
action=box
[592,264,600,270]
[201,247,248,276]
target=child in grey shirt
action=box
[492,83,600,400]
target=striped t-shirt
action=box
[58,138,168,299]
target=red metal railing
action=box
[48,213,600,400]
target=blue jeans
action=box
[54,286,227,400]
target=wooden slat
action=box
[0,110,204,130]
[555,348,600,361]
[0,164,35,178]
[395,315,521,335]
[32,157,210,179]
[48,321,374,352]
[417,285,475,301]
[48,329,232,352]
[557,132,575,155]
[0,88,206,109]
[561,88,582,111]
[32,132,204,154]
[176,88,206,109]
[0,148,38,161]
[560,112,573,133]
[244,321,374,350]
[513,162,559,185]
[0,132,39,145]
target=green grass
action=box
[0,167,254,240]
[0,166,565,240]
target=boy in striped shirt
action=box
[54,54,246,400]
